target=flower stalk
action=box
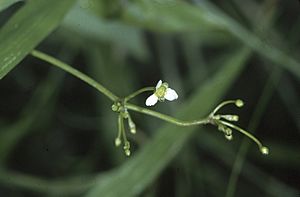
[31,50,269,156]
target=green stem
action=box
[124,87,155,102]
[120,115,128,143]
[31,50,119,101]
[117,114,123,140]
[217,120,263,149]
[211,100,237,115]
[126,103,210,126]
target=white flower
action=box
[145,80,178,106]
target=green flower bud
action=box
[260,146,269,155]
[222,115,239,122]
[225,134,233,141]
[125,149,131,156]
[115,138,121,147]
[235,99,244,107]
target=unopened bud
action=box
[130,126,136,134]
[115,138,121,147]
[222,115,239,122]
[225,128,232,136]
[129,120,136,134]
[260,146,269,155]
[111,104,118,112]
[235,99,244,107]
[225,134,233,141]
[218,125,226,132]
[122,111,129,119]
[125,149,131,156]
[123,141,131,156]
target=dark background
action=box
[0,0,299,196]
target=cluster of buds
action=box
[112,101,137,156]
[208,99,269,155]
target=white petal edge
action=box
[164,88,178,101]
[156,80,162,89]
[146,94,158,106]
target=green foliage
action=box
[0,0,299,196]
[0,0,22,12]
[0,0,76,79]
[86,48,251,197]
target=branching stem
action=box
[31,50,119,101]
[30,49,268,156]
[126,103,210,126]
[217,119,263,149]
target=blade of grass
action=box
[122,0,224,32]
[156,35,184,107]
[197,132,299,197]
[181,35,208,87]
[225,67,282,197]
[0,69,65,163]
[0,44,79,164]
[0,0,22,12]
[62,4,148,60]
[277,75,300,130]
[86,47,251,197]
[195,0,300,80]
[85,44,137,164]
[225,2,283,195]
[259,141,300,168]
[0,0,76,79]
[123,0,300,79]
[0,168,96,195]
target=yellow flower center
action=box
[154,82,168,100]
[155,86,166,98]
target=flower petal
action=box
[156,80,162,89]
[146,94,158,106]
[164,88,178,101]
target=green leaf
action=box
[62,4,148,60]
[201,1,300,80]
[86,47,251,197]
[0,0,22,12]
[0,0,76,79]
[122,1,222,32]
[0,168,96,195]
[122,0,300,79]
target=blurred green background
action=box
[0,0,299,196]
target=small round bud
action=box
[218,125,226,132]
[130,126,136,134]
[128,120,136,134]
[123,141,130,150]
[125,149,131,156]
[222,115,239,122]
[231,115,239,121]
[235,99,244,107]
[225,134,233,141]
[260,146,269,155]
[111,104,118,112]
[122,112,129,119]
[115,138,121,147]
[162,82,169,88]
[225,128,232,135]
[123,141,131,156]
